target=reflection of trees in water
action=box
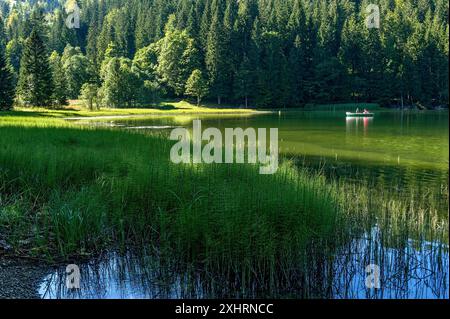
[40,231,449,299]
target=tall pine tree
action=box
[17,29,54,107]
[0,16,15,111]
[206,0,231,104]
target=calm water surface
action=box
[40,234,449,299]
[40,110,449,299]
[111,110,449,185]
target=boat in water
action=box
[346,112,374,117]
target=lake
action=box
[40,110,449,299]
[107,110,448,183]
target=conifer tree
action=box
[0,17,15,111]
[206,0,230,104]
[1,0,447,108]
[17,29,54,107]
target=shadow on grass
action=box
[0,110,80,119]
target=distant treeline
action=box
[0,0,448,110]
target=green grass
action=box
[0,117,338,278]
[9,100,265,119]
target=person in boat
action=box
[356,108,360,113]
[364,109,369,114]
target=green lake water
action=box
[112,110,449,188]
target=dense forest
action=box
[0,0,448,110]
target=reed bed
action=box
[0,123,337,276]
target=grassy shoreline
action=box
[12,100,267,118]
[2,101,441,124]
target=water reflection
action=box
[39,252,203,299]
[39,230,449,299]
[346,117,374,136]
[330,227,449,299]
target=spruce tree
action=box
[233,0,258,107]
[17,29,54,107]
[6,39,22,75]
[287,35,305,107]
[0,41,15,111]
[206,1,230,104]
[86,20,100,72]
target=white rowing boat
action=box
[346,112,374,117]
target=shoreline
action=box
[0,256,49,299]
[2,101,447,122]
[63,111,271,121]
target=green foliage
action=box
[5,39,22,75]
[206,2,232,105]
[0,48,15,111]
[49,51,69,107]
[62,45,93,99]
[1,0,448,108]
[47,8,77,53]
[133,43,160,79]
[185,69,208,105]
[100,57,122,108]
[133,43,163,105]
[79,83,99,110]
[157,15,200,96]
[314,57,346,103]
[100,57,140,108]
